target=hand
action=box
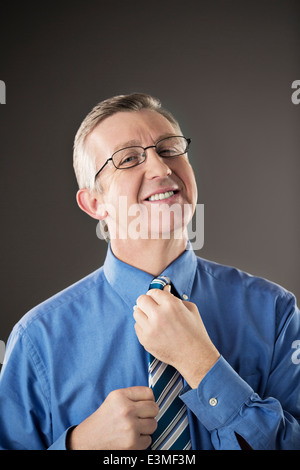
[133,286,220,388]
[68,386,159,450]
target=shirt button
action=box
[182,294,189,300]
[209,397,218,407]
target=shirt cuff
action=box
[47,426,76,450]
[180,356,254,431]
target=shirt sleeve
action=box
[47,427,75,450]
[180,293,300,450]
[0,324,69,450]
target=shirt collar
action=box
[103,241,197,308]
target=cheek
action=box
[102,173,141,208]
[179,162,198,204]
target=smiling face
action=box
[86,109,198,241]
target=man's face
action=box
[87,109,198,240]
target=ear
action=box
[76,188,108,220]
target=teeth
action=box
[148,190,175,201]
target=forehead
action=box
[87,109,179,157]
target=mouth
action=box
[144,189,179,202]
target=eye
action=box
[122,155,138,164]
[116,148,143,168]
[156,137,186,157]
[119,155,141,168]
[158,147,177,157]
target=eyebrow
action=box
[112,133,177,153]
[113,139,141,152]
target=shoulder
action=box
[194,256,299,335]
[2,267,109,385]
[195,256,296,311]
[15,266,106,334]
[197,256,285,291]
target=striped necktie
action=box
[148,276,191,450]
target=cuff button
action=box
[209,397,218,406]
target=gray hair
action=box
[73,93,181,192]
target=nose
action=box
[143,147,172,179]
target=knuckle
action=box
[108,388,124,402]
[146,387,155,400]
[123,419,135,433]
[152,418,158,432]
[142,435,152,449]
[123,425,138,449]
[154,402,160,415]
[119,402,134,419]
[147,417,158,433]
[136,294,146,306]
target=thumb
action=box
[163,284,172,293]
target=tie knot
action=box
[149,276,171,290]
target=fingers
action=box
[138,417,158,437]
[133,292,160,325]
[135,286,175,315]
[137,434,152,450]
[123,385,155,402]
[120,386,159,449]
[68,386,158,450]
[135,398,159,419]
[133,306,148,334]
[136,293,157,314]
[120,386,158,419]
[146,284,172,303]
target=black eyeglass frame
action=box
[94,136,191,180]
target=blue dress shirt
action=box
[0,243,300,450]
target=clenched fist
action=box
[68,386,159,450]
[133,285,220,389]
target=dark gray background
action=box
[0,0,299,345]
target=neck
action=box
[110,235,188,276]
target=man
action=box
[0,93,299,450]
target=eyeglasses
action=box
[94,135,191,180]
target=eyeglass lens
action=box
[113,136,189,169]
